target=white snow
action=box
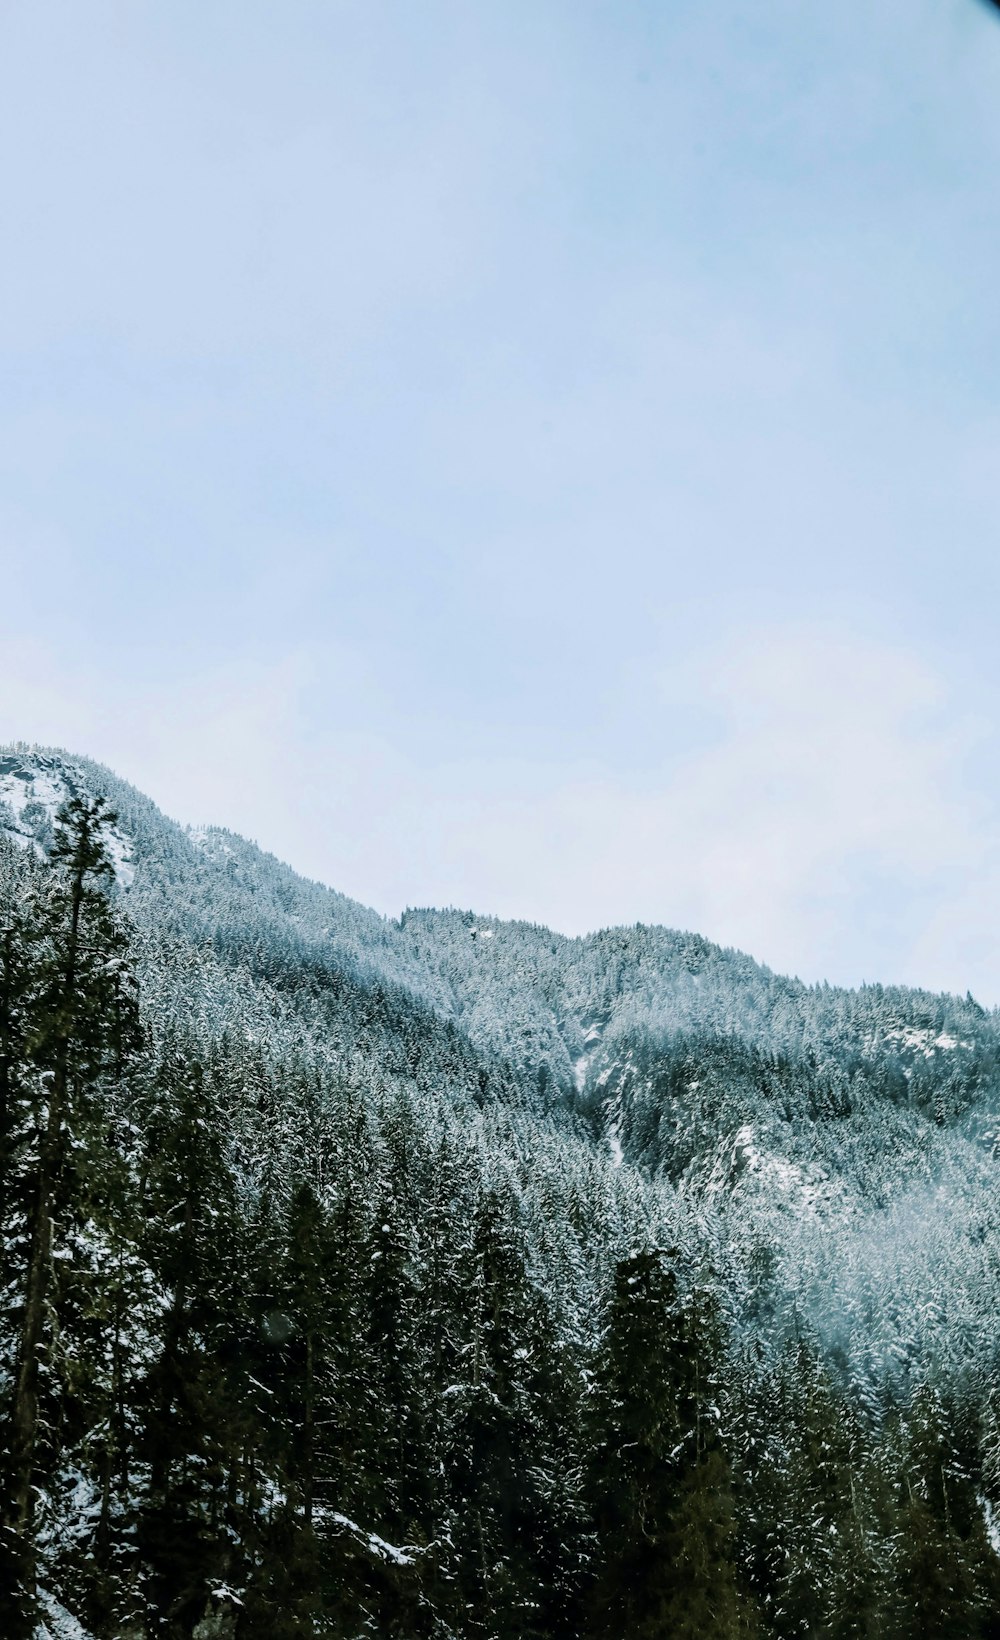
[0,753,134,888]
[35,1593,94,1640]
[708,1124,840,1216]
[1,764,66,824]
[574,1019,605,1092]
[209,1585,244,1608]
[102,829,135,889]
[882,1026,972,1057]
[189,825,235,860]
[323,1510,416,1566]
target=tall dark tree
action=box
[137,1057,251,1634]
[0,854,41,1637]
[2,796,138,1624]
[587,1249,752,1640]
[441,1186,544,1639]
[891,1382,1000,1640]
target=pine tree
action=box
[0,854,41,1637]
[137,1056,251,1633]
[2,795,139,1623]
[891,1382,1000,1640]
[744,1338,883,1640]
[586,1249,751,1640]
[243,1180,328,1640]
[454,1188,545,1637]
[517,1288,590,1640]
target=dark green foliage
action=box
[888,1384,1000,1640]
[0,798,141,1629]
[587,1250,751,1639]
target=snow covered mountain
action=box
[4,743,1000,1639]
[0,749,134,884]
[4,742,995,1203]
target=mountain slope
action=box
[4,742,997,1199]
[3,744,1000,1638]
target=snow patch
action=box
[0,753,134,888]
[189,825,236,860]
[321,1509,417,1566]
[708,1124,839,1216]
[573,1018,605,1092]
[35,1592,94,1640]
[882,1026,972,1058]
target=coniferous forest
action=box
[3,747,1000,1638]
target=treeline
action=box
[2,803,1000,1638]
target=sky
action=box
[3,0,1000,1000]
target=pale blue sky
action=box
[4,0,1000,998]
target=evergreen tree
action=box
[891,1382,1000,1640]
[443,1186,538,1638]
[587,1249,751,1639]
[137,1057,252,1635]
[0,857,41,1637]
[2,796,139,1627]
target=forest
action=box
[3,748,1000,1638]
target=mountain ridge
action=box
[4,741,998,1212]
[3,742,993,1082]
